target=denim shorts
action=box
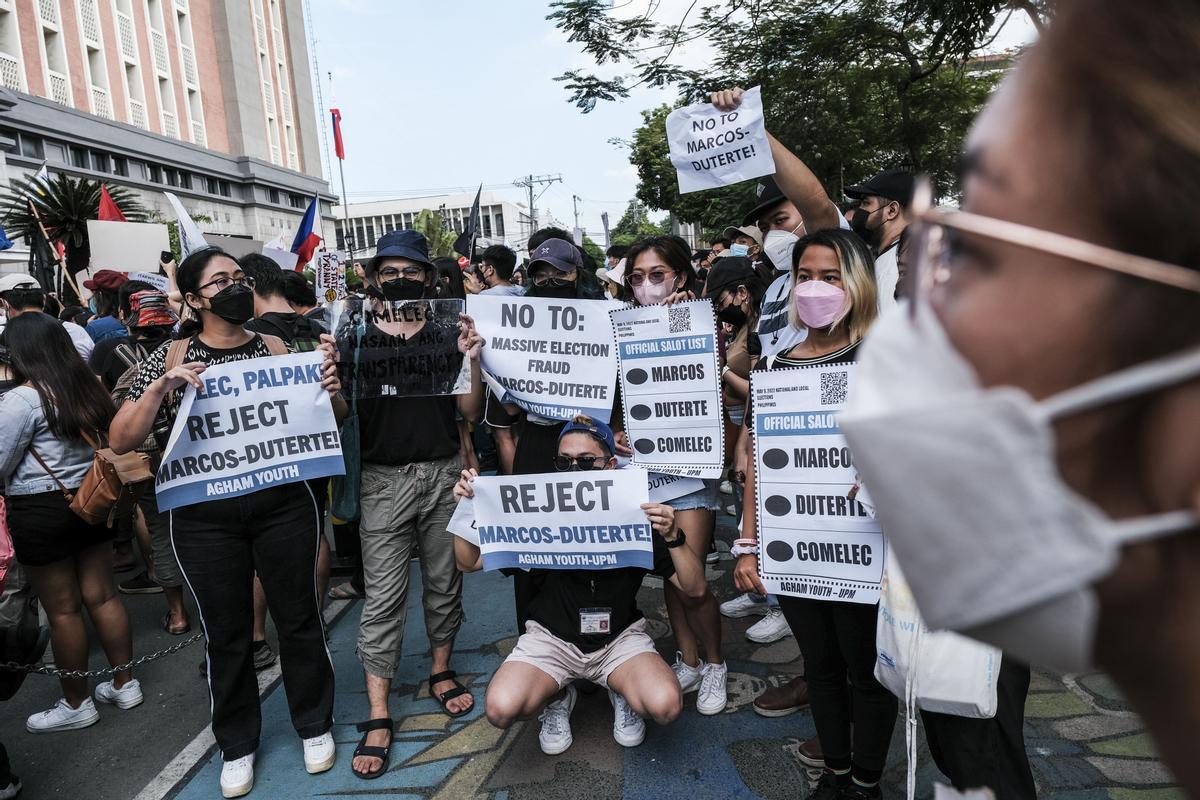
[667,478,722,511]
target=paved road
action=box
[1,514,1181,799]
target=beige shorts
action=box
[507,618,658,688]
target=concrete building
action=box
[333,190,530,261]
[0,0,334,260]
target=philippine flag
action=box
[290,195,321,270]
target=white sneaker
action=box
[608,689,645,747]
[94,678,144,710]
[719,480,733,495]
[720,592,768,619]
[303,731,336,774]
[26,697,99,733]
[746,607,793,643]
[0,778,21,800]
[671,652,702,693]
[537,684,577,755]
[220,753,255,798]
[696,661,728,715]
[724,504,737,517]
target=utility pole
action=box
[512,173,562,241]
[572,195,581,228]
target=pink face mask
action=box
[793,280,846,329]
[633,279,675,306]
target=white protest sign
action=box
[752,364,884,604]
[315,249,346,303]
[666,85,776,194]
[206,234,265,260]
[262,243,299,272]
[647,471,705,504]
[461,469,652,571]
[86,220,170,274]
[155,352,344,511]
[467,295,619,423]
[611,300,724,478]
[128,271,169,292]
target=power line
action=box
[512,174,563,239]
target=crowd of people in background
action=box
[2,3,1199,797]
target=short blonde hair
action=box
[788,228,879,344]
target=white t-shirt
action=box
[874,243,899,312]
[481,284,525,297]
[62,321,94,360]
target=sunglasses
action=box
[628,270,676,287]
[553,454,607,471]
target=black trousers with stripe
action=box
[171,481,334,760]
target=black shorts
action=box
[512,420,566,477]
[6,490,116,567]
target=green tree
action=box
[0,172,147,293]
[610,199,666,247]
[581,234,606,266]
[412,209,458,258]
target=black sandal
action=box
[161,612,191,636]
[351,718,393,780]
[430,670,473,718]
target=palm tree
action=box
[0,172,147,299]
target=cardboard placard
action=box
[86,220,170,274]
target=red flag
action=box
[98,185,126,222]
[331,108,345,160]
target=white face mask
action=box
[840,302,1200,673]
[762,227,800,272]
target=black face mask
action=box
[527,278,575,299]
[850,207,884,251]
[717,299,748,326]
[208,283,255,325]
[380,277,428,301]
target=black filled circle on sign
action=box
[765,540,794,563]
[631,404,652,421]
[634,438,656,455]
[763,448,789,470]
[627,368,648,385]
[764,495,792,516]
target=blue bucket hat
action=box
[368,230,434,275]
[559,417,617,457]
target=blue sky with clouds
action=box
[306,0,1035,240]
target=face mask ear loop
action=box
[1109,509,1200,545]
[1038,347,1200,423]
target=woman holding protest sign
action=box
[621,234,728,716]
[109,247,346,798]
[0,312,141,734]
[734,228,895,800]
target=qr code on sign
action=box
[668,306,690,333]
[820,371,848,405]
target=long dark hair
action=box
[6,312,116,439]
[435,257,467,300]
[175,246,235,338]
[623,235,701,302]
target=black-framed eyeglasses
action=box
[553,454,606,471]
[378,265,430,280]
[532,272,572,286]
[198,275,254,294]
[628,269,676,287]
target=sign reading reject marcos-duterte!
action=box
[155,352,344,511]
[752,365,884,604]
[467,295,618,423]
[465,469,652,571]
[611,300,724,478]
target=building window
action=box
[218,180,231,197]
[336,230,346,250]
[18,134,45,160]
[482,215,492,237]
[179,172,192,189]
[288,193,305,209]
[268,188,280,204]
[112,156,128,177]
[90,151,110,173]
[206,177,219,194]
[165,168,180,187]
[148,164,163,184]
[71,148,88,169]
[365,222,376,243]
[495,214,505,237]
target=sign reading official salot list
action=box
[155,352,344,511]
[458,469,653,572]
[752,364,884,604]
[611,300,724,478]
[467,295,619,423]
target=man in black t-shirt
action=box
[344,230,487,780]
[452,416,706,755]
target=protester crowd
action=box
[1,3,1198,798]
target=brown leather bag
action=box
[30,432,154,528]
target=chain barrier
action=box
[0,632,202,678]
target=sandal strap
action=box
[353,744,390,759]
[428,670,457,684]
[355,718,394,733]
[436,685,469,703]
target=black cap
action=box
[527,238,582,273]
[368,230,433,275]
[741,176,788,226]
[703,256,756,296]
[844,168,915,205]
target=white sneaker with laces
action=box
[671,652,702,693]
[746,607,793,643]
[220,753,255,798]
[94,678,144,710]
[696,661,728,715]
[608,689,645,747]
[26,697,99,733]
[719,592,768,619]
[303,731,336,774]
[537,683,577,755]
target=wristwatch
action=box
[664,528,687,549]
